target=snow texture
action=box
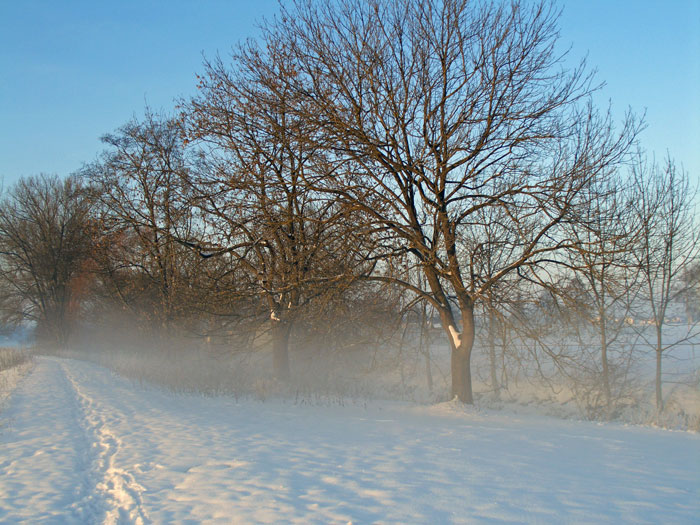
[1,357,698,523]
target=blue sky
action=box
[1,0,698,188]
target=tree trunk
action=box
[450,305,476,403]
[271,320,292,381]
[488,308,499,399]
[655,324,663,411]
[419,305,433,392]
[600,317,612,410]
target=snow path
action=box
[0,357,698,524]
[0,358,148,524]
[61,362,149,524]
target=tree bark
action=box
[450,305,476,403]
[600,316,612,410]
[488,308,499,398]
[420,307,433,393]
[271,320,292,381]
[655,324,663,411]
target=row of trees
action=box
[1,0,698,409]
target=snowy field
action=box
[1,357,698,524]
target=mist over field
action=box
[16,304,700,430]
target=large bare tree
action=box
[83,111,205,338]
[267,0,638,401]
[0,175,95,346]
[181,49,374,379]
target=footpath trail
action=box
[0,357,148,524]
[1,356,699,524]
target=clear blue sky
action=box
[1,0,698,188]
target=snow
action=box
[1,357,698,523]
[448,325,461,349]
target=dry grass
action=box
[0,347,32,372]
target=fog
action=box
[26,305,698,431]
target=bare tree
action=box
[0,175,95,346]
[632,155,700,410]
[181,50,374,380]
[559,175,642,416]
[269,0,638,401]
[82,111,205,339]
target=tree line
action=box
[1,0,698,411]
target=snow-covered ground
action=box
[1,357,698,524]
